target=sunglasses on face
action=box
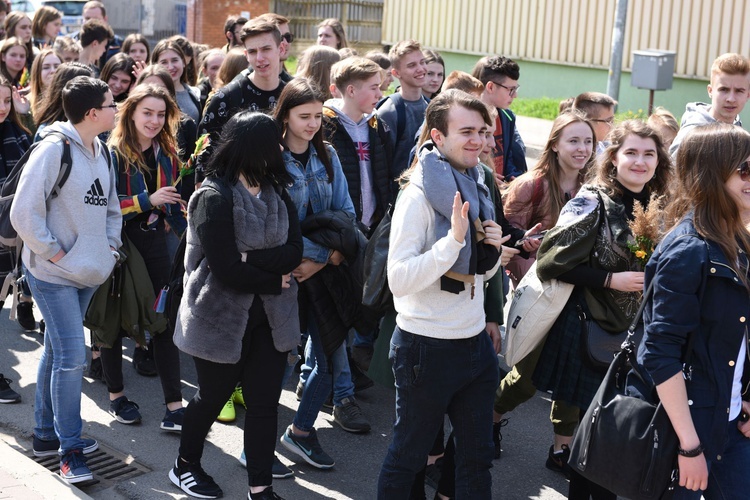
[282,33,294,43]
[737,161,750,181]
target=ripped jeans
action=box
[25,266,96,455]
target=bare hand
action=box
[49,249,66,263]
[329,250,345,266]
[11,86,29,115]
[485,322,502,353]
[481,219,505,251]
[609,271,645,292]
[500,242,519,266]
[132,60,147,80]
[520,223,544,252]
[451,191,470,243]
[292,259,326,283]
[738,401,750,437]
[677,454,708,492]
[281,273,292,289]
[149,186,182,207]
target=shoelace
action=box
[493,418,509,443]
[0,375,13,387]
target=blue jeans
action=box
[672,418,750,499]
[26,267,96,455]
[299,335,354,407]
[293,313,334,432]
[377,327,499,500]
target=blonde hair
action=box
[443,71,484,97]
[710,53,750,79]
[388,39,422,69]
[647,107,679,135]
[330,56,381,91]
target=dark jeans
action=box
[377,327,499,500]
[102,220,182,404]
[179,299,287,487]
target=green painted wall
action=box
[440,51,750,125]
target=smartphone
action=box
[515,230,548,247]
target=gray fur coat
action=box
[174,180,300,364]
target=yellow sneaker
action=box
[232,386,245,409]
[217,397,235,422]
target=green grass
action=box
[510,97,561,120]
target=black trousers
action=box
[99,219,182,403]
[179,299,288,486]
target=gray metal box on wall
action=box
[631,50,676,90]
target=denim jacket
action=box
[283,143,355,263]
[639,214,750,461]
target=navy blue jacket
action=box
[639,215,750,462]
[493,108,527,181]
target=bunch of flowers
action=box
[627,194,663,268]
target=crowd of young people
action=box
[0,2,749,499]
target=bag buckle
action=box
[682,363,693,381]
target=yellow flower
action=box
[635,250,647,259]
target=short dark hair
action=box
[426,88,491,136]
[224,15,248,36]
[471,55,520,85]
[240,18,281,45]
[205,111,292,188]
[62,75,109,124]
[572,92,617,117]
[79,19,113,48]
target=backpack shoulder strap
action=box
[43,132,72,200]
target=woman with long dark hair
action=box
[151,40,201,125]
[531,120,672,499]
[170,110,301,500]
[641,124,750,499]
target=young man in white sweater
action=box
[377,89,505,499]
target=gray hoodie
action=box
[669,102,743,156]
[10,121,122,288]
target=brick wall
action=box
[187,0,271,48]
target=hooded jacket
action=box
[669,102,743,156]
[10,121,122,288]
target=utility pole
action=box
[607,0,628,108]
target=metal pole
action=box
[607,0,628,108]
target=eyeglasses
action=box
[282,33,294,43]
[96,103,118,110]
[591,116,615,125]
[737,161,750,181]
[491,81,520,97]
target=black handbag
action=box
[577,303,645,370]
[569,281,692,500]
[362,202,395,313]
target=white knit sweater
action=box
[387,183,500,339]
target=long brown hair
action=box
[31,6,61,41]
[296,45,341,100]
[0,37,27,82]
[215,48,247,88]
[590,119,671,198]
[34,62,92,125]
[273,77,333,182]
[29,48,61,114]
[0,77,30,134]
[534,110,596,227]
[108,84,180,175]
[3,13,33,64]
[668,123,750,284]
[151,40,188,86]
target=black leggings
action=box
[99,220,183,403]
[179,299,288,487]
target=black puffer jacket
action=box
[299,210,377,359]
[323,108,393,234]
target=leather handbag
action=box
[577,304,645,370]
[569,282,684,500]
[504,260,575,367]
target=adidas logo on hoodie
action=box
[84,178,108,206]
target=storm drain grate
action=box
[29,440,151,493]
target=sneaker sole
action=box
[110,411,142,425]
[0,397,20,403]
[273,469,294,479]
[61,471,93,484]
[279,434,334,469]
[168,468,223,499]
[160,422,182,432]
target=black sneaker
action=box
[169,457,223,498]
[109,396,142,425]
[16,301,36,331]
[280,426,334,469]
[59,450,92,484]
[33,435,98,457]
[133,342,157,377]
[333,397,371,433]
[545,444,572,478]
[239,452,294,479]
[161,407,185,432]
[493,418,508,459]
[0,374,20,403]
[248,486,284,499]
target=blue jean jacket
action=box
[283,144,355,263]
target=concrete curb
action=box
[0,432,94,500]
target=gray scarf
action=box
[174,180,299,364]
[411,142,495,282]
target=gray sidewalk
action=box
[516,114,554,165]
